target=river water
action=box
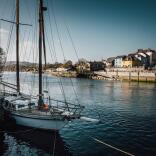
[0,72,156,156]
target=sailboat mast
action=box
[38,0,47,107]
[38,0,43,106]
[16,0,20,93]
[42,12,47,66]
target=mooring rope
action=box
[91,137,135,156]
[52,130,57,156]
[64,122,135,156]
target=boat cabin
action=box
[4,95,38,111]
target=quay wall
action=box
[95,71,156,82]
[45,71,77,78]
[40,70,156,82]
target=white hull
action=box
[2,93,82,131]
[10,113,69,131]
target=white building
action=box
[114,55,126,68]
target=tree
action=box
[77,58,88,65]
[63,60,73,68]
[54,62,63,68]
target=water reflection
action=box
[0,121,71,156]
[0,131,6,156]
[1,72,156,155]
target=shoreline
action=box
[2,70,156,83]
[94,70,156,83]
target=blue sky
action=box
[0,0,156,63]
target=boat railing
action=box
[0,81,17,91]
[49,98,84,115]
[0,90,18,97]
[1,91,84,116]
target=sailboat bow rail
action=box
[0,82,18,91]
[49,98,84,115]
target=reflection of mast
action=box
[38,0,47,107]
[16,0,20,93]
[0,130,5,156]
[8,129,70,155]
[0,19,2,48]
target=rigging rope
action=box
[48,0,85,110]
[45,4,68,107]
[51,0,66,62]
[2,8,15,79]
[63,20,79,60]
[32,2,39,96]
[47,0,81,109]
[44,27,67,103]
[61,9,103,116]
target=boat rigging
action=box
[0,0,99,131]
[0,0,85,131]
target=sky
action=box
[0,0,156,63]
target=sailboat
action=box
[1,0,84,131]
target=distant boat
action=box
[1,0,84,131]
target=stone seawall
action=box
[95,71,156,82]
[46,71,77,78]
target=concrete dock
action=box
[94,71,156,82]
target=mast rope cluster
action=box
[46,0,80,107]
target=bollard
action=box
[138,71,140,82]
[129,71,131,81]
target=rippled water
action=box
[1,72,156,156]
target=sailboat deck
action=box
[16,108,52,116]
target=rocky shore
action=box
[45,71,77,78]
[47,70,156,83]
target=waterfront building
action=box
[89,61,105,71]
[135,52,149,67]
[144,49,156,67]
[114,55,126,68]
[135,49,156,67]
[106,57,115,67]
[76,62,90,72]
[122,55,141,68]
